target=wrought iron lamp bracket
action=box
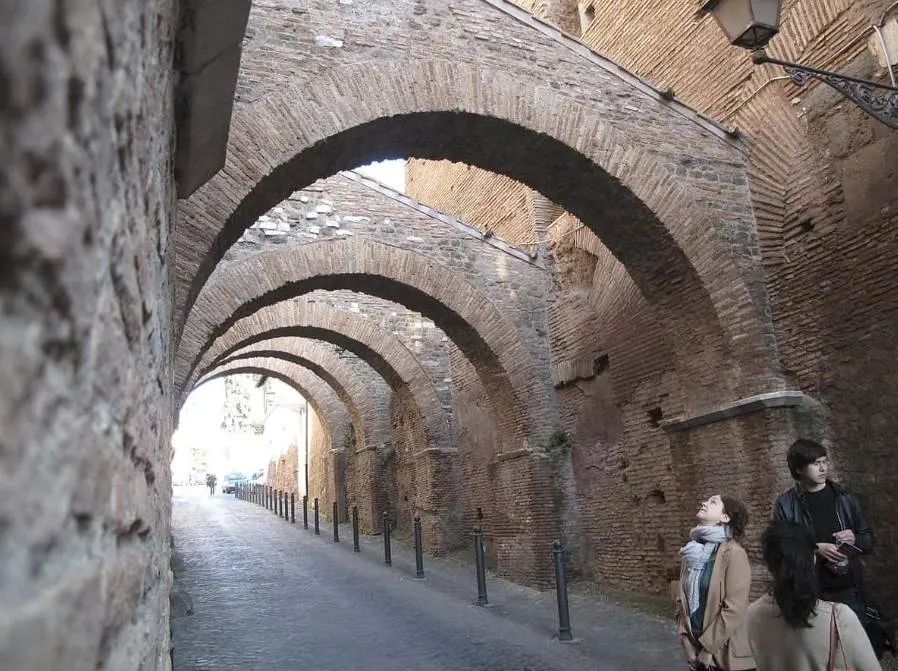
[751,49,898,129]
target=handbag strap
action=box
[827,604,854,671]
[828,604,838,671]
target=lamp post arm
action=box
[751,49,898,129]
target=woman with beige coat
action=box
[747,519,880,670]
[676,494,756,671]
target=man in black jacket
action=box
[773,438,893,657]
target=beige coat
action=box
[675,539,756,670]
[747,595,881,671]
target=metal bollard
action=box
[352,506,360,552]
[383,511,392,566]
[282,492,287,520]
[333,502,340,542]
[474,525,488,606]
[553,540,573,641]
[413,514,424,579]
[275,489,280,515]
[313,498,320,535]
[303,495,309,529]
[291,493,295,524]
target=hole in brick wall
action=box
[584,3,596,24]
[648,407,663,427]
[647,489,666,505]
[593,353,609,375]
[799,217,815,233]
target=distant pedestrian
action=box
[206,473,217,495]
[675,494,755,671]
[747,519,880,670]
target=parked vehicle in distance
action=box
[249,469,265,484]
[222,472,248,494]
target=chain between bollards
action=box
[553,539,573,641]
[413,514,424,579]
[474,524,488,606]
[332,502,339,542]
[383,511,392,566]
[290,493,295,524]
[352,505,360,552]
[313,498,320,535]
[303,495,308,529]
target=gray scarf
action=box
[680,525,730,624]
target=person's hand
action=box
[679,635,697,665]
[817,542,847,563]
[833,529,856,545]
[697,650,714,668]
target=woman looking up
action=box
[675,494,755,671]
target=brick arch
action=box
[177,238,549,447]
[188,299,454,453]
[212,337,391,453]
[177,56,783,411]
[195,362,350,456]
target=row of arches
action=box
[175,0,794,586]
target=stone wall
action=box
[0,1,177,669]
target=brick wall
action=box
[0,1,177,669]
[406,0,898,610]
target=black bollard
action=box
[474,525,488,606]
[413,514,424,579]
[291,493,295,524]
[553,540,573,641]
[275,489,280,515]
[352,506,360,552]
[313,498,320,535]
[333,502,340,542]
[383,511,392,566]
[303,495,309,529]
[282,492,287,519]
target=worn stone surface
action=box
[171,487,681,671]
[0,0,177,669]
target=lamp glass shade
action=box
[703,0,782,50]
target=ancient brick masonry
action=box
[177,0,781,415]
[408,0,898,613]
[0,1,178,668]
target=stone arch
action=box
[176,238,549,448]
[195,362,349,457]
[196,359,353,514]
[177,49,782,411]
[216,337,391,453]
[188,299,453,454]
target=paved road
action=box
[171,487,678,670]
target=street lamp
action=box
[702,0,898,128]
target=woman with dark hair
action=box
[676,494,755,671]
[747,520,880,670]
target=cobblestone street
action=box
[171,487,679,670]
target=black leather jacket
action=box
[773,480,874,554]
